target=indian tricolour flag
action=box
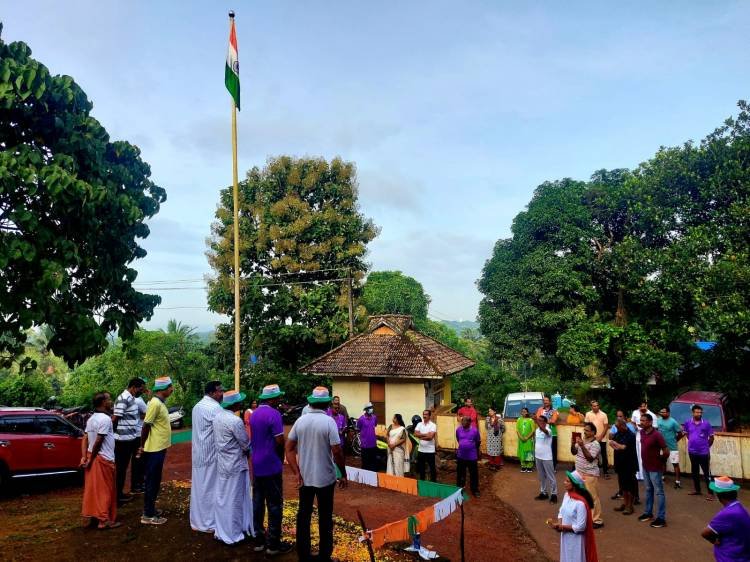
[225,15,240,110]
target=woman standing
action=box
[551,470,599,562]
[516,407,535,472]
[386,414,408,477]
[485,407,505,470]
[242,399,258,440]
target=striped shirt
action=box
[113,389,140,441]
[191,395,222,467]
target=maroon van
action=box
[669,391,737,432]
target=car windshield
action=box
[669,402,723,429]
[504,399,544,418]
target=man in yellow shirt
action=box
[138,376,173,525]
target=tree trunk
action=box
[614,287,627,327]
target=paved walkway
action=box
[494,463,748,562]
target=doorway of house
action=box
[369,378,385,422]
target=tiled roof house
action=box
[301,314,474,423]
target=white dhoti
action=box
[635,432,644,480]
[190,463,218,532]
[214,469,254,545]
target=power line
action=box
[133,268,352,286]
[137,277,353,291]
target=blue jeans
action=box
[644,470,666,520]
[143,449,167,517]
[253,472,283,547]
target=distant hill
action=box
[440,320,479,336]
[195,330,215,344]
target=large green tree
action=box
[479,102,750,402]
[0,26,165,367]
[361,270,430,321]
[206,156,378,371]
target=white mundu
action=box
[189,395,221,532]
[212,408,254,545]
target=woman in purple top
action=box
[683,404,715,498]
[701,476,750,562]
[456,415,481,497]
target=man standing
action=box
[571,421,603,528]
[638,413,670,528]
[81,392,120,529]
[326,399,348,447]
[585,400,610,479]
[189,380,223,533]
[701,476,750,561]
[357,402,378,471]
[138,376,173,526]
[331,395,349,421]
[213,389,254,545]
[112,378,146,506]
[415,409,438,482]
[609,413,638,515]
[251,384,293,555]
[658,406,684,489]
[632,400,658,480]
[286,387,347,562]
[455,415,481,497]
[533,414,557,504]
[683,404,715,499]
[536,396,559,469]
[457,397,479,428]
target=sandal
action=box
[97,521,122,530]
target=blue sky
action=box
[3,2,749,330]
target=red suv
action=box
[0,408,84,489]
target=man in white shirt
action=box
[112,378,146,505]
[415,409,438,482]
[189,380,223,533]
[81,392,120,529]
[212,390,254,545]
[632,401,658,480]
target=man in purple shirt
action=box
[357,402,378,471]
[250,384,292,555]
[701,476,750,562]
[683,404,715,498]
[326,402,347,447]
[455,416,481,497]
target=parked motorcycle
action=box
[168,405,185,429]
[280,402,306,424]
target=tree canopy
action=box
[361,270,430,321]
[0,26,165,367]
[206,156,378,371]
[478,101,750,402]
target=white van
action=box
[502,392,545,419]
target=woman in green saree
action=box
[516,407,535,472]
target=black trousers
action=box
[552,436,558,469]
[131,449,145,491]
[114,438,139,499]
[456,459,479,493]
[143,449,166,517]
[253,472,283,547]
[689,453,712,494]
[598,440,609,475]
[297,483,335,562]
[361,447,378,472]
[417,452,437,481]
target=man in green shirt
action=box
[138,376,174,525]
[659,406,684,489]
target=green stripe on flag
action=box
[225,63,240,110]
[416,479,462,499]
